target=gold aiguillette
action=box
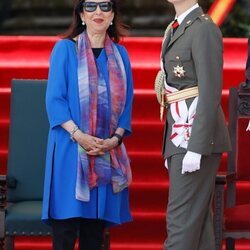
[160,89,166,122]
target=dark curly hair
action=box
[61,0,128,43]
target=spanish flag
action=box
[208,0,236,26]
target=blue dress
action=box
[42,38,133,226]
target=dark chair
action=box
[214,84,250,250]
[0,79,110,250]
[0,80,51,250]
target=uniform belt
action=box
[154,70,199,121]
[165,86,199,104]
[160,86,199,121]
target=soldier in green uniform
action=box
[156,0,232,249]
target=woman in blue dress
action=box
[42,0,133,249]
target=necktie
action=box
[172,19,179,34]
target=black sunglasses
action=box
[82,2,113,12]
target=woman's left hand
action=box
[87,137,118,155]
[86,147,105,156]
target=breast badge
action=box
[173,64,186,78]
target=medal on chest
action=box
[173,64,186,78]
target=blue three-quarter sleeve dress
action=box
[42,38,133,227]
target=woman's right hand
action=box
[73,130,104,155]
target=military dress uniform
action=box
[158,6,231,250]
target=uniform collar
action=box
[165,6,203,50]
[176,3,199,25]
[161,6,204,57]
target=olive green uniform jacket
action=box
[161,7,231,158]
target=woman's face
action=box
[80,0,114,35]
[167,0,184,3]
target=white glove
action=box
[182,151,201,174]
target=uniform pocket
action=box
[168,50,191,62]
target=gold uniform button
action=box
[205,17,209,20]
[201,14,205,17]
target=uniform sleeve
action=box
[117,46,134,137]
[46,40,72,129]
[187,21,223,155]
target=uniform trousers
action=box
[51,218,105,250]
[164,153,222,250]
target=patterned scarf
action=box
[76,32,132,201]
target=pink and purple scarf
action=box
[76,32,132,201]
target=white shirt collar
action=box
[176,3,199,25]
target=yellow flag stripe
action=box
[208,0,236,26]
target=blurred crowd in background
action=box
[0,0,249,37]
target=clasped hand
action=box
[74,131,118,156]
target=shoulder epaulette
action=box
[198,13,212,22]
